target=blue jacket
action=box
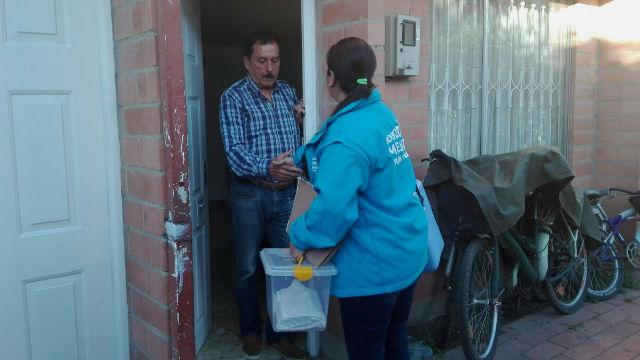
[289,89,428,298]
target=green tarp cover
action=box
[424,146,601,244]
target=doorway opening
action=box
[196,1,304,357]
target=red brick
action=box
[410,0,429,16]
[543,329,588,349]
[616,148,640,161]
[618,334,640,353]
[619,118,640,132]
[114,0,157,40]
[572,147,595,161]
[321,27,344,51]
[600,40,640,53]
[597,117,619,132]
[598,84,640,101]
[122,138,164,170]
[116,70,160,105]
[147,270,169,304]
[129,288,170,335]
[524,341,565,360]
[591,332,625,348]
[384,80,411,102]
[146,331,170,360]
[595,346,636,360]
[573,131,594,146]
[575,53,598,68]
[343,21,385,46]
[572,176,594,189]
[130,348,150,360]
[384,0,411,13]
[406,141,427,160]
[409,81,428,100]
[127,259,147,291]
[321,0,369,26]
[125,200,145,229]
[125,200,165,237]
[392,104,428,126]
[127,170,165,205]
[129,315,147,350]
[575,67,598,85]
[573,162,594,177]
[573,100,597,119]
[116,36,158,72]
[574,85,597,100]
[111,0,129,7]
[598,132,640,147]
[578,38,599,53]
[563,342,607,360]
[572,117,595,132]
[127,230,168,271]
[124,106,162,136]
[408,125,426,141]
[597,162,639,178]
[599,50,640,68]
[595,147,617,161]
[599,68,640,84]
[610,321,640,338]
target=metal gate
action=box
[428,0,573,160]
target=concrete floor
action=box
[196,201,307,360]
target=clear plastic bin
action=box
[260,248,337,332]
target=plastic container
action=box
[260,248,337,332]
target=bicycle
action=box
[586,188,640,301]
[425,147,591,360]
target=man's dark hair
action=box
[243,31,280,59]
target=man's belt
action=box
[235,176,295,190]
[249,178,294,191]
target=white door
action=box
[0,1,127,360]
[182,0,212,353]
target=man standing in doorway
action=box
[219,31,305,359]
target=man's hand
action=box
[293,99,305,125]
[269,150,304,182]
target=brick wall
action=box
[569,37,599,189]
[569,0,640,237]
[111,1,172,359]
[595,35,640,236]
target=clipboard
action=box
[287,178,343,267]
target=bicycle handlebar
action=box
[609,188,640,195]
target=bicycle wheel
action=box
[544,214,589,314]
[588,240,623,300]
[457,238,500,360]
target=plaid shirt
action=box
[219,76,301,179]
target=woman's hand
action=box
[289,242,305,263]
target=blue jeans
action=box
[229,176,295,341]
[339,282,417,360]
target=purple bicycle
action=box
[586,188,640,301]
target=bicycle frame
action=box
[593,202,638,262]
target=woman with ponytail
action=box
[288,37,428,359]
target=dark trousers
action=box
[229,176,295,341]
[339,282,417,360]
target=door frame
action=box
[97,0,129,358]
[170,0,320,355]
[302,0,319,140]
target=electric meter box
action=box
[385,15,421,77]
